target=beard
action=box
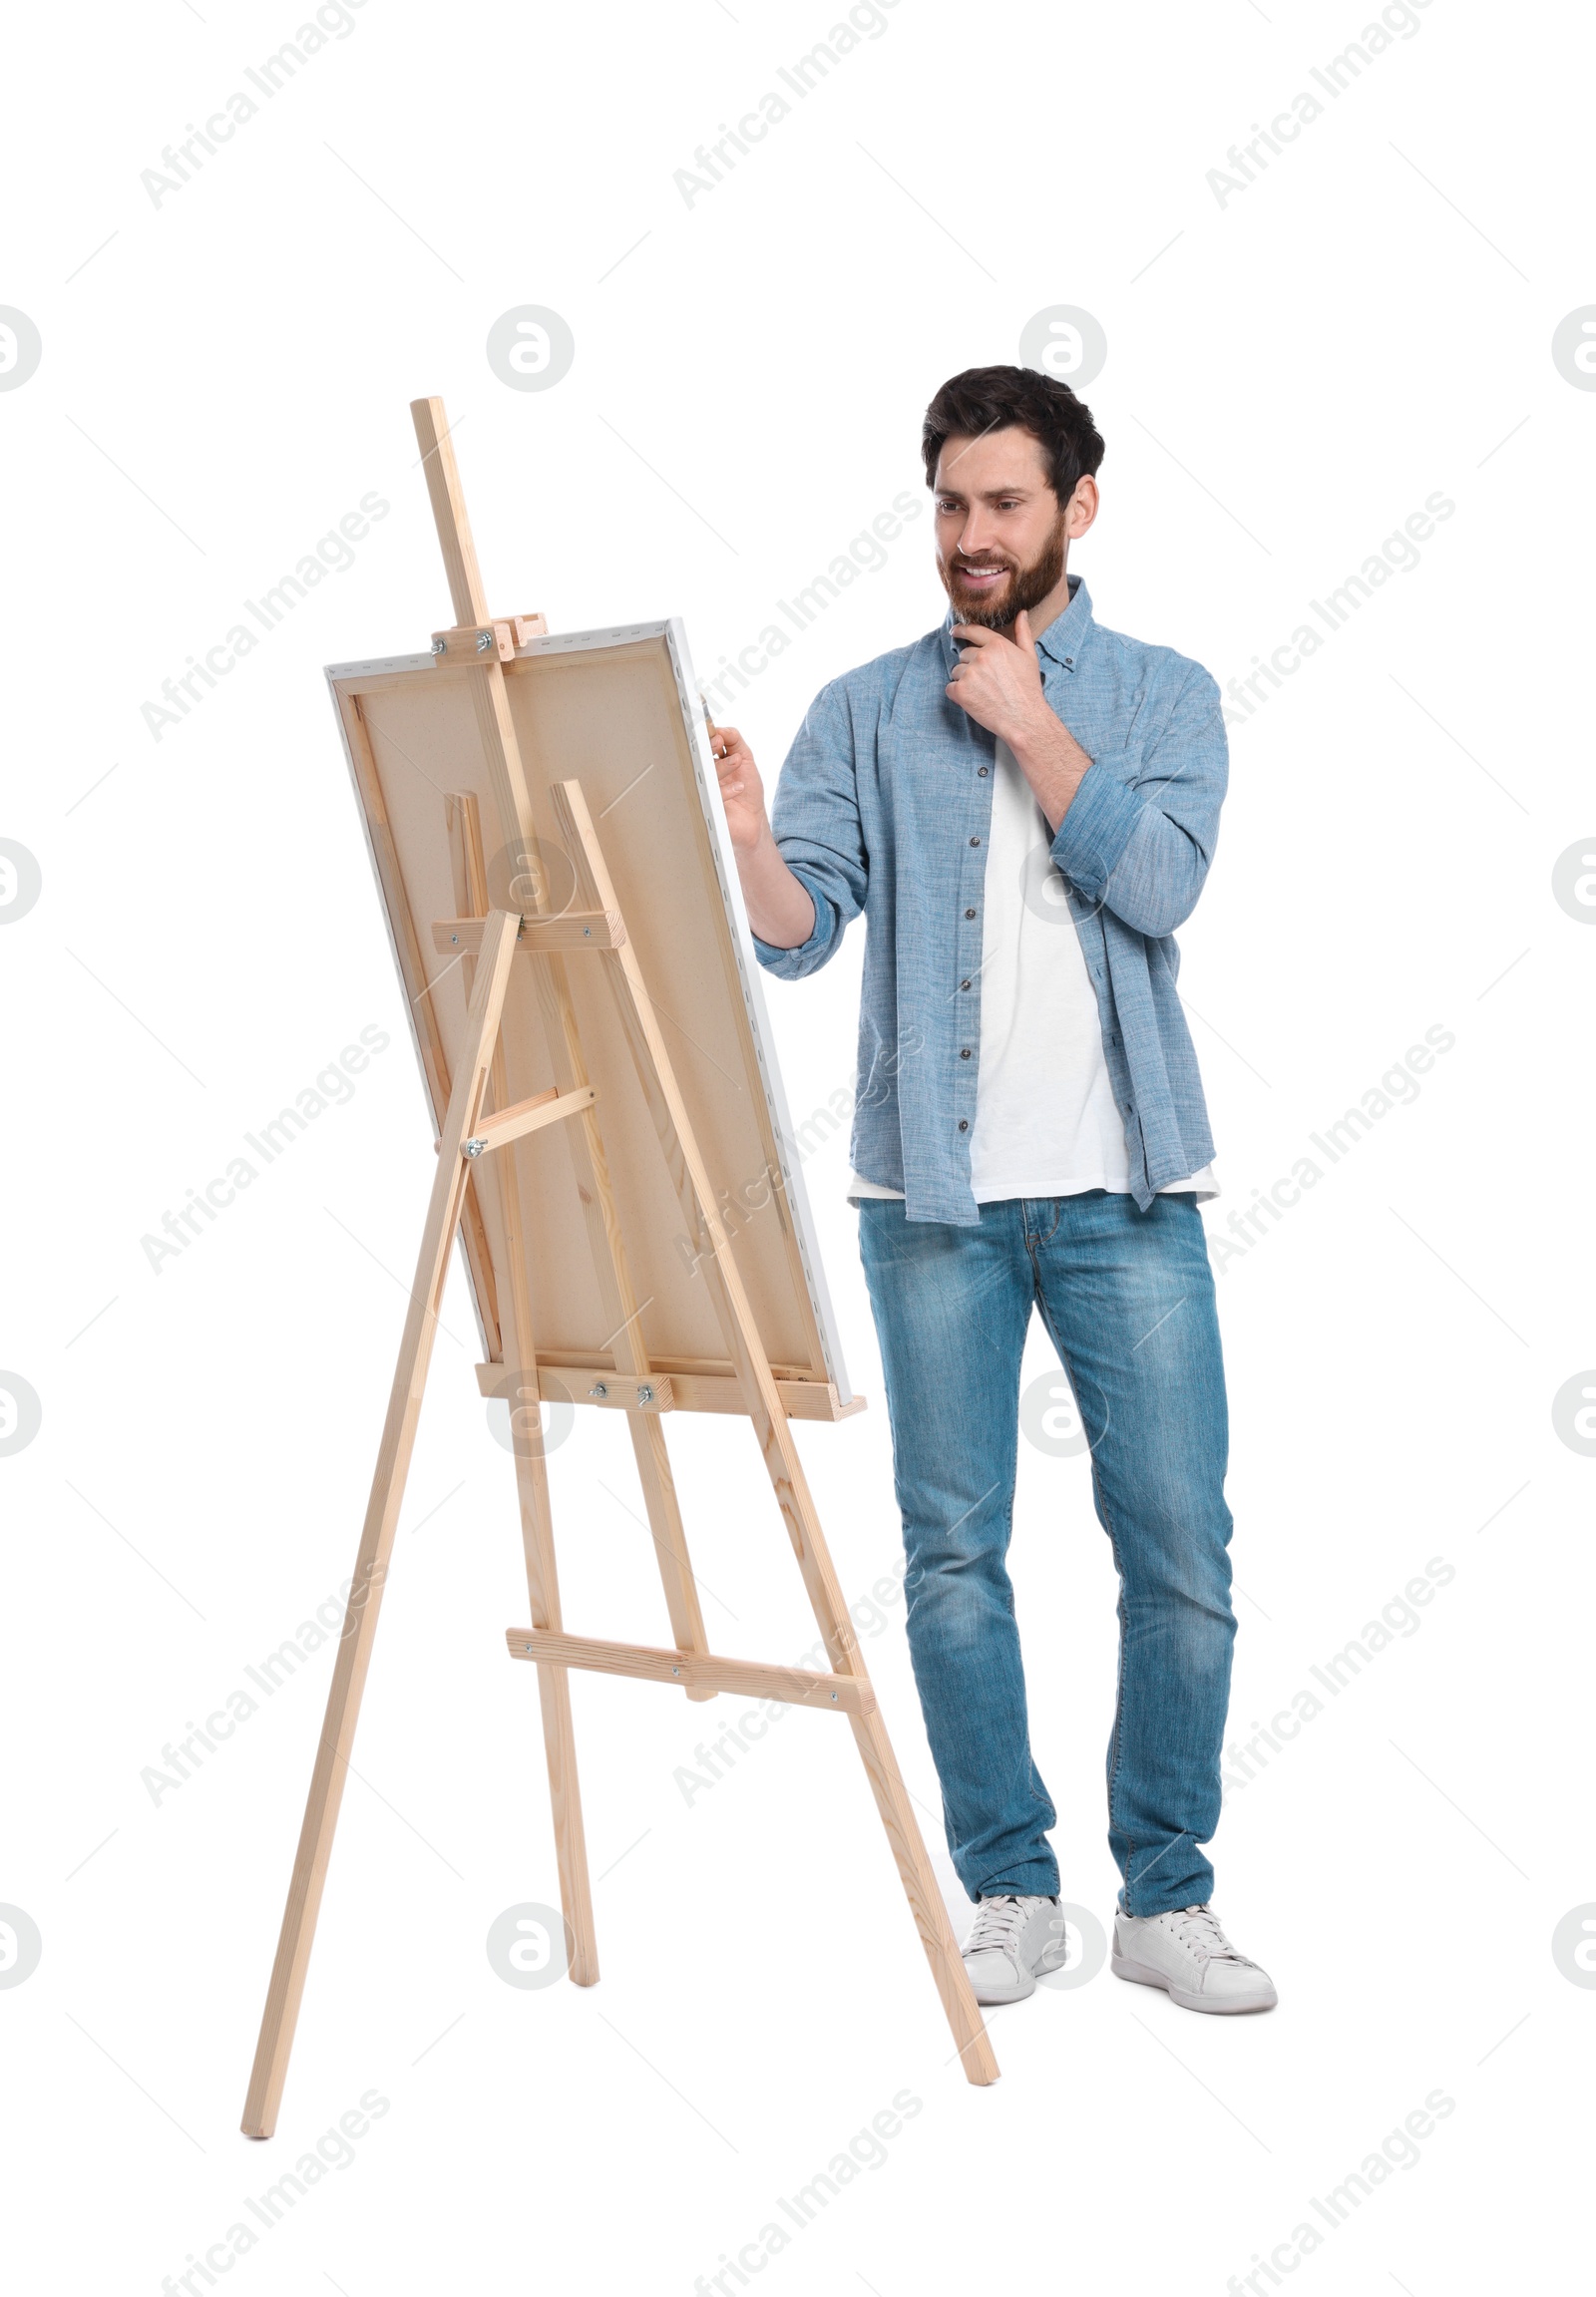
[940,513,1068,630]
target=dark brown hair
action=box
[922,365,1105,503]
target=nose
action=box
[957,510,1001,560]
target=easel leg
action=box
[449,791,599,1985]
[846,1709,995,2079]
[497,1355,598,1987]
[492,1100,599,1989]
[241,913,521,2138]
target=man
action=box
[712,365,1275,2017]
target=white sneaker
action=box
[1112,1903,1278,2014]
[960,1894,1068,2005]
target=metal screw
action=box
[670,1666,679,1676]
[524,1643,533,1654]
[830,1691,838,1701]
[637,1383,653,1404]
[476,630,493,654]
[449,933,459,945]
[464,1139,485,1159]
[591,1381,608,1398]
[432,637,446,654]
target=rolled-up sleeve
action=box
[750,678,869,980]
[1048,664,1227,939]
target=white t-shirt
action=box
[848,738,1216,1206]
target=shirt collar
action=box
[939,572,1092,674]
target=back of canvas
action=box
[327,618,853,1405]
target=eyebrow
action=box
[934,482,1039,501]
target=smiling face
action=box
[933,426,1098,631]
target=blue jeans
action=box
[857,1191,1236,1915]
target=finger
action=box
[1013,609,1032,648]
[950,622,999,647]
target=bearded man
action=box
[712,366,1276,2018]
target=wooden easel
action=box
[240,400,997,2136]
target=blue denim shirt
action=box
[750,575,1227,1225]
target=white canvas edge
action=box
[324,619,855,1404]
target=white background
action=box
[2,0,1590,2289]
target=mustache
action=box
[938,513,1068,628]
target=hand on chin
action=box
[945,608,1043,738]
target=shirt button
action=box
[958,1119,969,1132]
[978,765,990,777]
[970,836,981,847]
[961,978,972,990]
[960,1047,972,1059]
[965,908,976,919]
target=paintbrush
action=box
[699,691,723,757]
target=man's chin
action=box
[949,583,1013,629]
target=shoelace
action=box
[964,1896,1036,1958]
[1164,1904,1255,1966]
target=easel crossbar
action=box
[475,1358,862,1423]
[465,1084,597,1156]
[433,911,624,956]
[506,1629,877,1713]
